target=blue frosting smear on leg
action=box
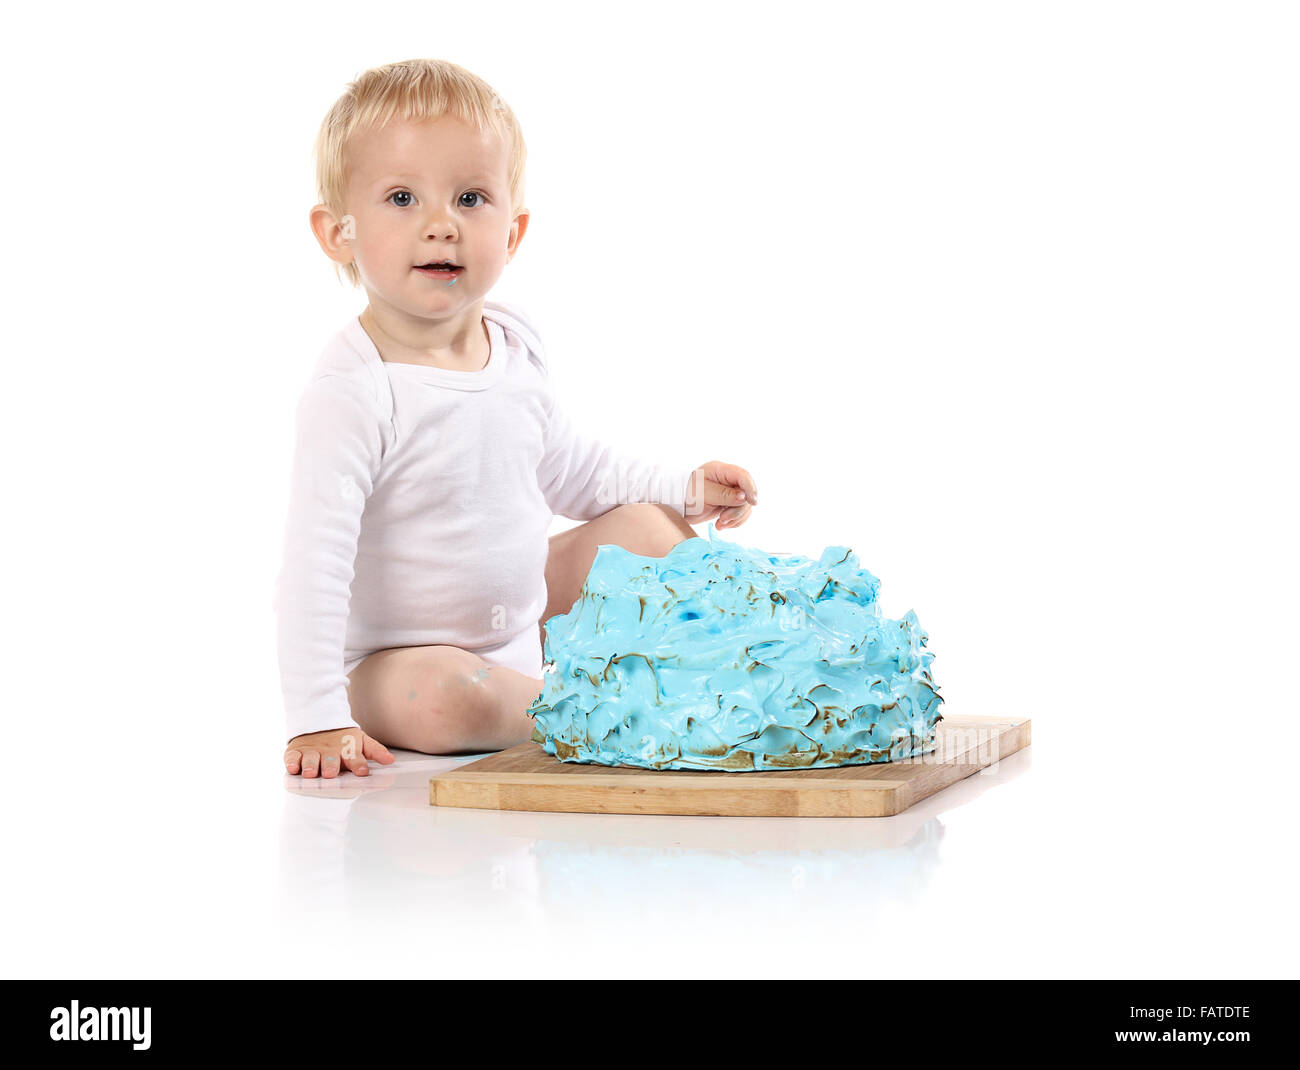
[528,520,944,771]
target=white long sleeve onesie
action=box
[273,301,695,744]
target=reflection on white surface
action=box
[278,745,1032,950]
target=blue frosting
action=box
[527,521,944,771]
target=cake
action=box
[527,521,943,771]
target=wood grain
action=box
[429,714,1030,817]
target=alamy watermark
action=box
[889,724,1006,773]
[50,1001,150,1049]
[594,467,703,510]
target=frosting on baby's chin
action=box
[527,521,944,771]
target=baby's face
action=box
[340,116,523,317]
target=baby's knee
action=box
[609,502,695,556]
[405,648,497,751]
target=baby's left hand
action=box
[684,460,758,530]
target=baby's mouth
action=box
[414,260,464,276]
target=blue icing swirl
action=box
[527,521,944,771]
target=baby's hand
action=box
[284,727,395,779]
[684,460,758,530]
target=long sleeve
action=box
[536,391,695,522]
[273,374,384,744]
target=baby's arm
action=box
[537,393,696,521]
[274,374,391,772]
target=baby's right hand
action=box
[284,727,395,779]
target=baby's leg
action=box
[349,505,697,756]
[346,645,543,755]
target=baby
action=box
[277,58,758,779]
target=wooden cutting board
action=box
[429,714,1030,818]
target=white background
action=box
[2,0,1296,978]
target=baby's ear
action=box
[508,209,531,257]
[309,203,355,266]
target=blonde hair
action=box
[312,57,527,288]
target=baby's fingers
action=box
[333,731,368,777]
[363,733,396,765]
[716,502,752,530]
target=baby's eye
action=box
[459,191,485,208]
[388,191,414,207]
